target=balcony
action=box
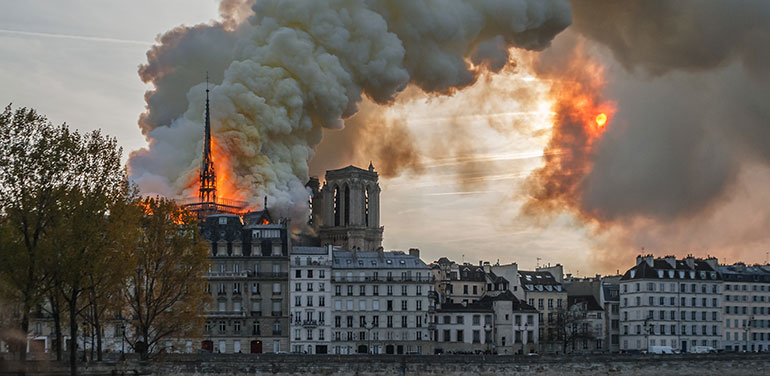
[272,311,283,317]
[250,311,262,317]
[331,275,436,283]
[205,310,246,318]
[302,320,319,328]
[207,271,249,279]
[251,272,288,280]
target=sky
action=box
[2,1,767,276]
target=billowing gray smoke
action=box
[567,0,770,220]
[562,0,770,265]
[128,0,572,220]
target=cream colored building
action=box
[719,263,770,352]
[619,255,722,353]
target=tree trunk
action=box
[19,311,29,361]
[94,313,103,361]
[68,298,78,376]
[53,306,63,361]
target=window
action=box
[456,330,464,342]
[295,270,301,278]
[402,316,408,328]
[373,285,379,296]
[387,316,393,328]
[457,316,464,324]
[473,330,480,343]
[387,286,393,295]
[387,300,393,311]
[347,286,353,296]
[401,301,408,311]
[416,301,422,311]
[335,286,341,296]
[473,315,481,325]
[402,285,408,296]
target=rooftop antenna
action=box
[536,257,541,269]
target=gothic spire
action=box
[199,72,217,204]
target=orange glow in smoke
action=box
[595,113,607,128]
[522,38,616,221]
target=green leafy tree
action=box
[0,104,76,360]
[122,197,210,360]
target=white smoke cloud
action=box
[128,0,571,221]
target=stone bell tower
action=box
[311,163,383,251]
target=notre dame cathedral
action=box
[307,163,383,252]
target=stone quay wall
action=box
[2,353,769,375]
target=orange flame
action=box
[522,39,616,221]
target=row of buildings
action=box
[11,164,770,356]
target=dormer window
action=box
[678,271,684,278]
[386,260,392,264]
[400,260,406,265]
[219,217,227,225]
[710,272,717,279]
[252,230,261,238]
[668,270,674,278]
[689,271,695,279]
[657,270,664,278]
[630,270,636,278]
[700,271,706,279]
[232,242,242,256]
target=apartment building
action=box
[619,255,722,353]
[202,210,290,354]
[719,263,770,352]
[330,248,434,355]
[289,246,333,354]
[601,276,621,353]
[519,269,567,353]
[431,259,512,304]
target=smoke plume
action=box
[128,0,572,220]
[524,0,770,268]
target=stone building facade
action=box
[310,165,383,252]
[519,268,567,353]
[431,259,512,305]
[330,249,434,355]
[719,263,770,352]
[289,246,333,354]
[202,210,290,354]
[619,255,722,353]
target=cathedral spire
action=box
[199,72,216,204]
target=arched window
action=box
[344,185,350,226]
[364,186,370,227]
[333,186,340,226]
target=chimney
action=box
[685,254,695,269]
[664,255,676,268]
[326,244,333,257]
[644,255,654,267]
[377,246,384,260]
[636,255,643,266]
[409,248,420,259]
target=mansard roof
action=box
[332,250,430,270]
[479,290,538,312]
[519,271,562,287]
[718,264,770,283]
[568,295,603,311]
[437,299,494,313]
[620,257,720,281]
